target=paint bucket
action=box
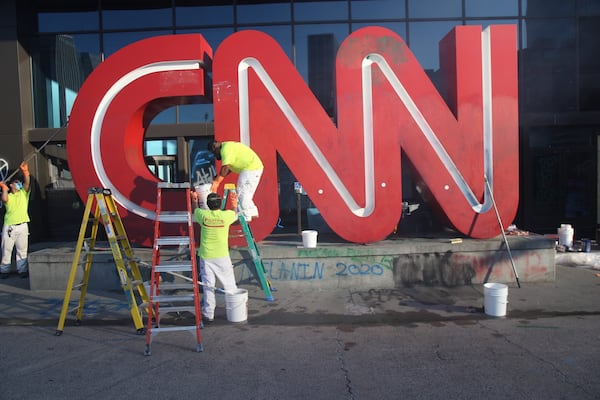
[301,230,318,248]
[557,224,574,248]
[194,183,212,209]
[225,288,248,323]
[483,282,508,317]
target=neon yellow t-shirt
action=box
[194,208,237,259]
[3,189,30,225]
[220,141,263,174]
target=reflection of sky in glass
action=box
[33,2,538,127]
[38,12,99,32]
[175,5,233,26]
[408,0,461,18]
[103,30,171,56]
[238,3,291,24]
[409,21,460,71]
[465,0,518,17]
[351,0,406,19]
[294,1,348,22]
[102,8,172,30]
[295,24,348,82]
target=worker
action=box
[191,190,239,323]
[208,140,263,222]
[0,162,31,279]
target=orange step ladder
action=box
[144,182,203,355]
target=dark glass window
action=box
[521,18,577,112]
[237,3,291,24]
[294,1,348,22]
[522,0,575,18]
[102,8,172,30]
[175,5,234,27]
[351,0,406,20]
[579,17,600,111]
[578,0,600,16]
[38,11,99,33]
[408,0,461,18]
[465,0,518,17]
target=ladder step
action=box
[149,326,198,334]
[155,282,194,291]
[158,211,189,223]
[151,294,196,303]
[157,182,190,189]
[158,305,197,315]
[156,236,191,246]
[154,261,193,272]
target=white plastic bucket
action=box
[194,183,212,210]
[302,230,318,248]
[557,224,574,248]
[483,282,508,317]
[225,288,248,323]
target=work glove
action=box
[20,162,29,176]
[0,182,7,192]
[210,176,224,193]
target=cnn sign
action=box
[67,26,518,246]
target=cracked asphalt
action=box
[1,265,599,399]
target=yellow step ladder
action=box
[55,187,148,336]
[144,182,203,355]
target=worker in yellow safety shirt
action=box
[0,162,31,279]
[191,190,239,323]
[208,140,263,222]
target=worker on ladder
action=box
[208,140,263,222]
[191,190,239,323]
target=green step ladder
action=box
[223,183,275,302]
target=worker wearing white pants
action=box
[1,223,29,274]
[1,162,31,279]
[236,169,262,220]
[208,140,263,221]
[199,256,237,320]
[191,191,239,322]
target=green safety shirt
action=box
[220,141,264,174]
[194,208,237,259]
[3,189,30,225]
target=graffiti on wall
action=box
[66,25,518,246]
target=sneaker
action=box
[19,271,29,279]
[202,316,214,324]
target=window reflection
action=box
[38,11,99,33]
[238,3,291,24]
[32,34,101,128]
[102,6,172,30]
[175,5,233,26]
[408,21,460,71]
[465,0,517,17]
[408,0,461,18]
[351,0,406,20]
[522,0,576,18]
[294,1,348,22]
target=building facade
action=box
[0,0,599,241]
